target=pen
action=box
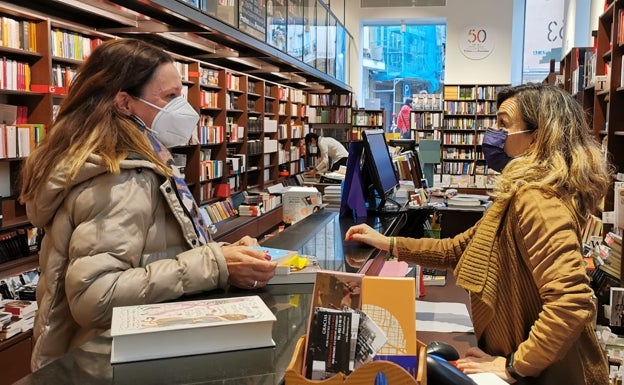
[375,371,387,385]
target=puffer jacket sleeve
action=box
[396,223,477,270]
[63,169,228,330]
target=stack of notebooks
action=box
[446,194,491,210]
[322,185,342,209]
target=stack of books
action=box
[0,299,37,340]
[322,185,342,209]
[446,194,491,210]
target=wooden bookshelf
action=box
[596,0,624,233]
[351,109,384,140]
[438,84,508,188]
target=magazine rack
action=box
[285,336,427,385]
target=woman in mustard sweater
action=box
[346,83,610,384]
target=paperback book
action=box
[305,307,360,380]
[110,295,276,363]
[251,246,322,285]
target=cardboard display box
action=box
[282,187,322,224]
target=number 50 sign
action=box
[459,25,495,60]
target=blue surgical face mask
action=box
[482,128,532,172]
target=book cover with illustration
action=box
[110,295,276,363]
[361,276,418,376]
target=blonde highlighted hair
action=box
[492,83,611,222]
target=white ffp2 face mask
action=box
[138,96,199,148]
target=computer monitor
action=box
[361,129,401,212]
[388,138,417,153]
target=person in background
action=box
[345,83,610,384]
[396,98,412,139]
[19,38,277,370]
[303,132,349,176]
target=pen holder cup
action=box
[423,229,440,239]
[285,336,427,385]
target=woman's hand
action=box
[344,223,389,251]
[221,245,277,289]
[230,235,259,247]
[456,347,514,383]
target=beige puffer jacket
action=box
[26,154,229,370]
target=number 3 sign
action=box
[459,25,495,60]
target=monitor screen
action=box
[388,139,416,153]
[362,129,400,198]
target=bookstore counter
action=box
[14,209,476,385]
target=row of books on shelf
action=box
[225,73,241,91]
[443,85,504,100]
[50,28,104,61]
[225,119,245,142]
[443,148,476,160]
[443,132,478,145]
[0,228,31,264]
[0,123,46,159]
[199,197,237,225]
[0,58,30,92]
[0,16,37,52]
[433,173,498,189]
[199,90,219,108]
[444,100,477,115]
[199,159,223,181]
[238,193,282,217]
[52,64,77,89]
[199,67,220,87]
[441,161,476,175]
[197,124,224,144]
[247,117,264,132]
[307,107,351,124]
[445,117,496,130]
[225,153,246,175]
[411,111,443,129]
[308,93,350,107]
[276,123,304,140]
[411,93,443,110]
[352,111,383,126]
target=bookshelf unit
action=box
[410,93,443,143]
[597,0,624,234]
[438,84,506,188]
[410,109,443,143]
[351,109,384,140]
[306,91,352,168]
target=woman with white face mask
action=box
[19,38,277,371]
[345,84,611,384]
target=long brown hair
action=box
[20,38,173,203]
[493,83,612,221]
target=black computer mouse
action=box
[426,341,460,361]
